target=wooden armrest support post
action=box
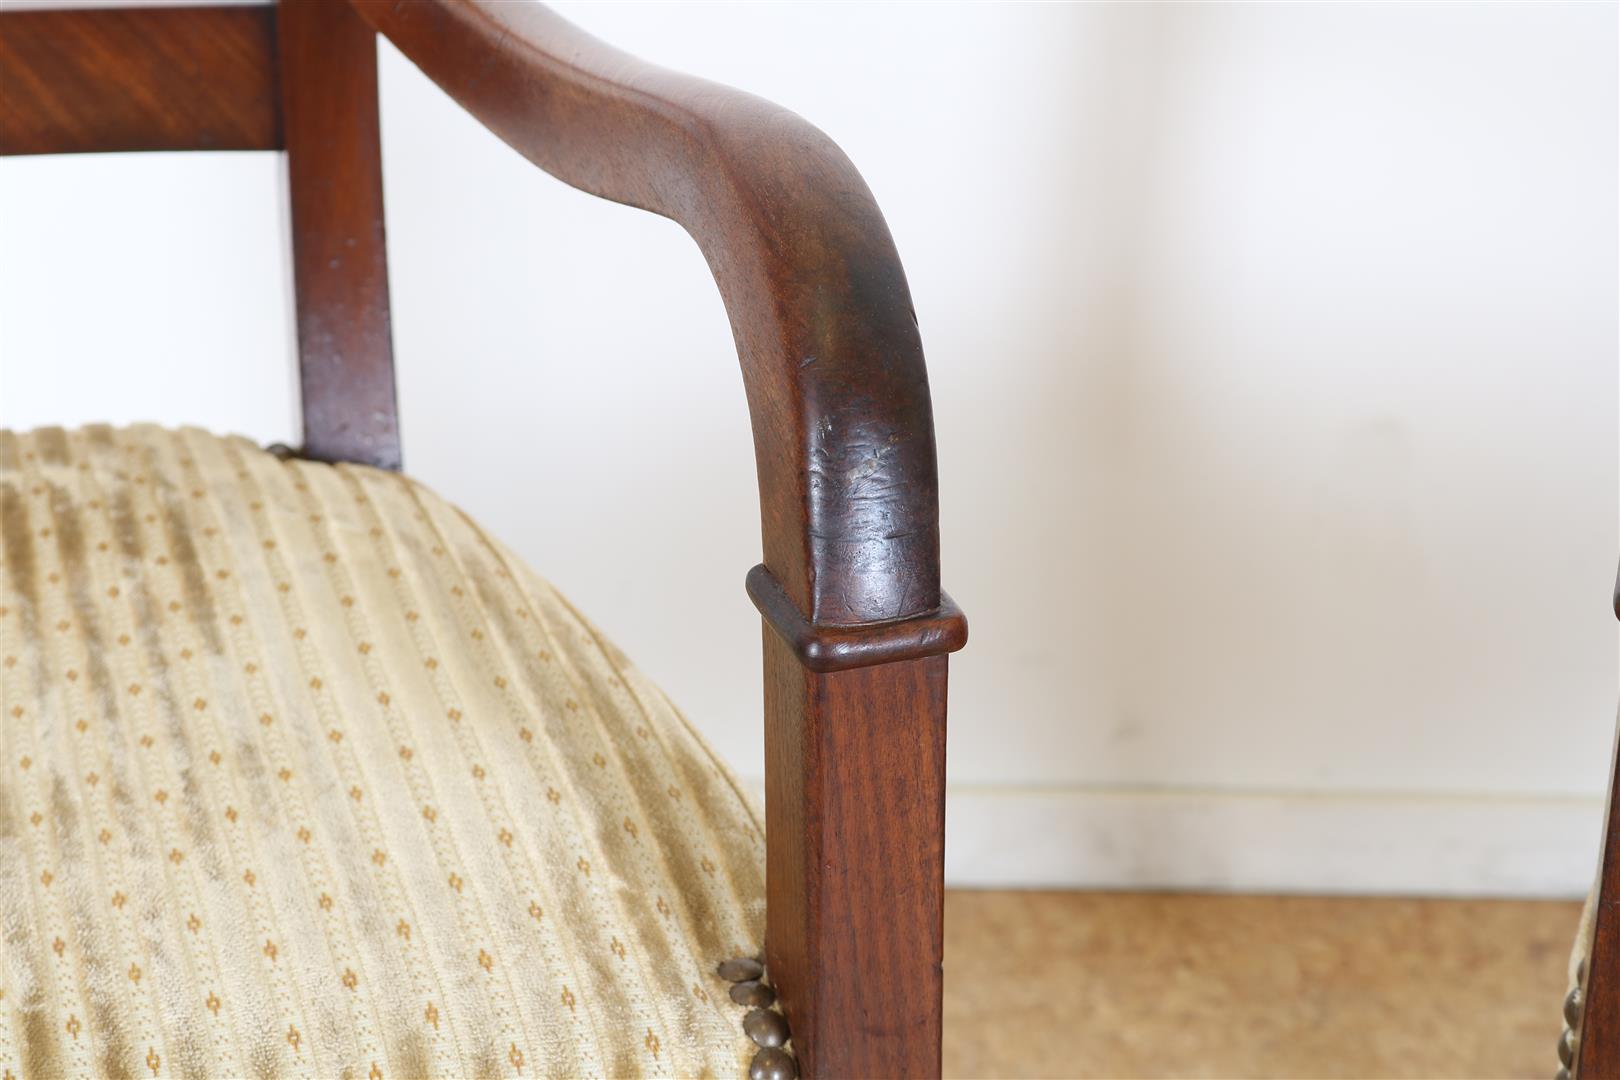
[349,2,964,1075]
[1575,559,1620,1075]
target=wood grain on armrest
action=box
[350,0,952,635]
[353,8,960,1075]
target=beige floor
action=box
[942,891,1580,1079]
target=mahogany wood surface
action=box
[748,563,966,674]
[1581,772,1620,1076]
[764,632,949,1078]
[347,5,959,1073]
[0,2,961,1072]
[278,0,402,470]
[1577,566,1620,1077]
[0,6,281,156]
[347,0,941,630]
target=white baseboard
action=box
[943,786,1604,898]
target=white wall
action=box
[1,1,1614,896]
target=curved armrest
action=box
[350,0,959,638]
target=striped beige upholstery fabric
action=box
[0,425,764,1079]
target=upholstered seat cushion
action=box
[0,425,765,1079]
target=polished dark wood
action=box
[1581,779,1620,1076]
[348,0,941,628]
[347,5,958,1072]
[765,634,949,1078]
[3,2,960,1072]
[0,6,281,156]
[1577,566,1620,1077]
[0,0,401,470]
[279,0,401,470]
[748,563,966,674]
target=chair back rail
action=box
[0,6,280,155]
[0,2,402,469]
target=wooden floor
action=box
[942,891,1580,1079]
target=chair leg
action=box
[1572,572,1620,1077]
[1574,579,1620,1080]
[1576,728,1620,1077]
[762,630,948,1079]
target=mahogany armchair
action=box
[0,2,964,1078]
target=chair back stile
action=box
[0,2,402,469]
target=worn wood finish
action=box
[764,633,949,1078]
[0,1,401,471]
[279,1,402,470]
[346,4,960,1072]
[0,6,281,156]
[3,1,960,1070]
[748,563,966,673]
[347,4,959,1072]
[348,0,939,627]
